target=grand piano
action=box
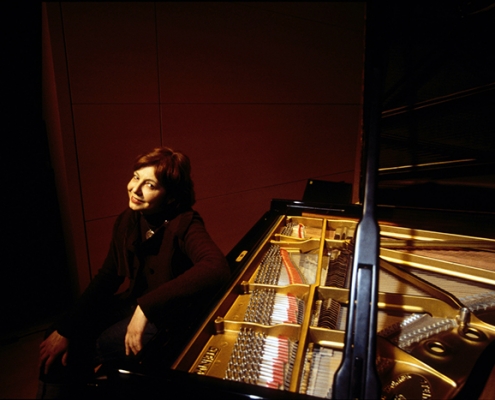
[90,2,495,399]
[91,198,495,399]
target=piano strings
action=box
[254,244,311,285]
[300,343,343,398]
[224,328,298,390]
[244,289,305,325]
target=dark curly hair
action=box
[133,147,195,209]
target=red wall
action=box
[42,2,365,293]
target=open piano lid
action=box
[374,1,495,212]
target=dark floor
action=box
[0,323,49,399]
[2,321,495,399]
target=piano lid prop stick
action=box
[332,2,386,399]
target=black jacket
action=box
[56,208,229,339]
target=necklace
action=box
[145,228,155,240]
[144,219,168,240]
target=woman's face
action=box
[127,166,166,214]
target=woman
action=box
[38,147,230,398]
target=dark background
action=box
[4,3,71,336]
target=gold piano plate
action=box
[172,210,495,398]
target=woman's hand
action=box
[125,305,148,356]
[39,330,69,375]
